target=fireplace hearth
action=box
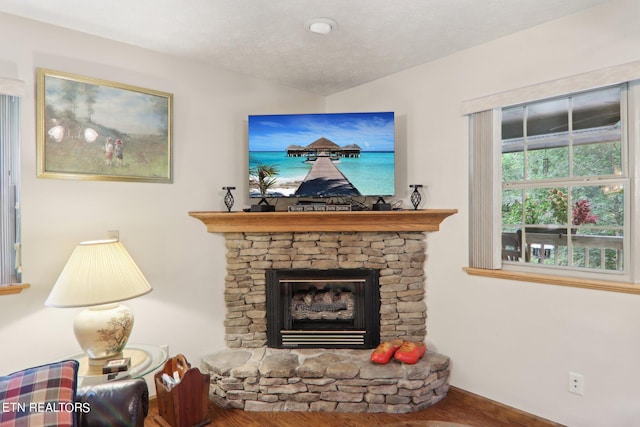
[266,269,380,349]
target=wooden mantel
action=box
[189,209,457,233]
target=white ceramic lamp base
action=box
[73,303,134,366]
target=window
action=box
[501,86,626,274]
[0,93,21,286]
[468,80,640,289]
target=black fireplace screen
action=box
[266,269,380,349]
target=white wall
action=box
[327,1,640,426]
[0,12,323,379]
[3,2,640,425]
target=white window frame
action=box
[465,62,640,290]
[500,85,630,280]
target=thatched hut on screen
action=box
[286,137,361,160]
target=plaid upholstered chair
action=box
[0,359,148,427]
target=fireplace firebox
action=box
[266,269,381,349]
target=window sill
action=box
[464,268,640,295]
[0,283,30,296]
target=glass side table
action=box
[64,343,168,386]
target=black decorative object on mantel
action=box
[410,184,423,210]
[250,198,276,212]
[371,196,391,211]
[222,186,235,212]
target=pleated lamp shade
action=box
[45,238,152,364]
[45,239,152,308]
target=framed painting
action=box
[36,68,173,182]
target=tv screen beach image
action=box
[248,112,395,198]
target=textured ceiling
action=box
[0,0,611,95]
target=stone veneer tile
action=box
[201,349,252,376]
[359,363,404,379]
[222,231,427,348]
[309,401,337,411]
[325,363,359,379]
[202,348,450,414]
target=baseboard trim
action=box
[448,386,566,427]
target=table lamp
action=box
[45,238,152,366]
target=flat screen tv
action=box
[248,112,395,199]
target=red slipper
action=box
[393,341,426,364]
[416,341,426,358]
[370,339,403,364]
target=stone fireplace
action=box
[223,231,429,349]
[190,210,457,413]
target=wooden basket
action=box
[154,354,211,427]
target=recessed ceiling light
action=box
[305,18,337,35]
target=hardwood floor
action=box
[145,386,565,427]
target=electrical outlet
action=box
[569,372,584,395]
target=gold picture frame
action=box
[36,68,172,183]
